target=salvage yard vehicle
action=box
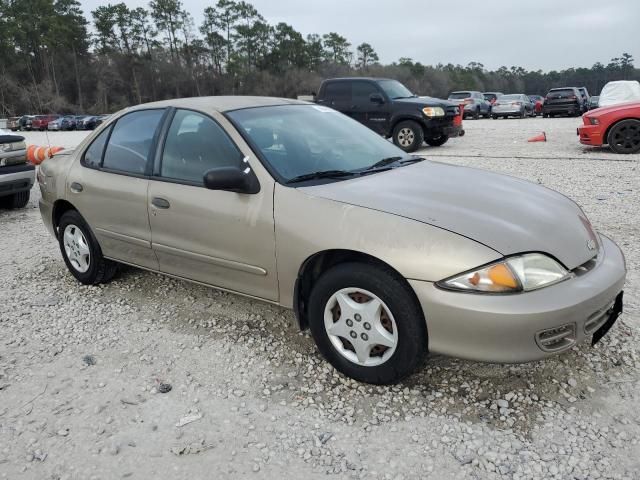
[0,130,33,209]
[543,87,584,117]
[578,101,640,154]
[577,87,591,113]
[588,96,600,110]
[315,77,462,152]
[32,114,61,131]
[483,92,503,105]
[7,116,21,131]
[528,95,545,115]
[38,96,626,384]
[491,94,535,119]
[448,91,491,119]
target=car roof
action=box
[323,77,394,82]
[127,96,309,113]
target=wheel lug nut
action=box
[363,322,371,330]
[350,331,357,339]
[346,319,353,327]
[361,333,368,341]
[354,314,361,322]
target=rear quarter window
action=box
[322,82,350,101]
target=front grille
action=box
[535,323,576,352]
[584,301,615,335]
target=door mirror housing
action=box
[370,93,385,104]
[203,167,260,194]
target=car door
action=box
[147,108,278,301]
[316,81,351,115]
[66,109,166,270]
[350,80,390,135]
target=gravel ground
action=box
[1,117,639,480]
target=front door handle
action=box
[151,197,170,209]
[70,182,83,193]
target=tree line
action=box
[0,0,638,115]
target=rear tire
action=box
[308,262,428,385]
[58,210,118,285]
[424,134,449,147]
[607,119,640,154]
[392,120,424,153]
[473,107,480,120]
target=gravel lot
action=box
[1,117,639,480]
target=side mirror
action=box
[370,93,385,104]
[203,167,260,194]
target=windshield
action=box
[227,105,410,183]
[377,80,415,99]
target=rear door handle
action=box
[70,182,83,193]
[151,197,170,209]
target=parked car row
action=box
[7,114,111,131]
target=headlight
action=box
[422,107,445,117]
[589,117,600,125]
[437,253,572,293]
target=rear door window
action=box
[82,126,112,168]
[449,92,471,99]
[322,82,350,101]
[102,109,165,175]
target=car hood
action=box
[587,101,640,116]
[302,161,598,270]
[399,96,458,108]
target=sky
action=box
[78,0,639,71]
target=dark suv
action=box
[315,77,463,152]
[543,88,584,117]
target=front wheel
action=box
[608,119,640,154]
[308,262,428,385]
[58,210,118,285]
[425,134,449,147]
[392,120,424,153]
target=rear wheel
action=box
[308,262,428,385]
[473,107,480,120]
[392,120,424,153]
[607,119,640,154]
[425,134,449,147]
[58,210,118,285]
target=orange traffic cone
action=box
[27,145,64,165]
[527,132,546,142]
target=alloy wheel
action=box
[397,128,415,147]
[610,122,640,153]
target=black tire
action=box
[473,107,480,120]
[543,113,549,118]
[308,262,428,385]
[392,120,424,153]
[7,190,29,209]
[58,210,118,285]
[492,115,498,119]
[424,134,449,147]
[519,108,525,119]
[607,119,640,154]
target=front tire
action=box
[308,262,428,385]
[392,120,424,153]
[58,210,118,285]
[425,134,449,147]
[607,119,640,154]
[5,190,30,209]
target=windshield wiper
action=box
[365,156,404,170]
[285,170,357,184]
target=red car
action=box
[31,114,61,131]
[578,102,640,154]
[528,95,544,116]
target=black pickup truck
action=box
[315,77,463,152]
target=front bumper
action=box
[409,235,626,363]
[577,124,604,146]
[0,164,35,197]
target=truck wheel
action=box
[58,210,119,285]
[425,135,449,147]
[308,262,428,385]
[392,121,424,152]
[607,119,640,154]
[6,190,30,209]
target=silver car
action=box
[492,94,536,118]
[37,97,626,384]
